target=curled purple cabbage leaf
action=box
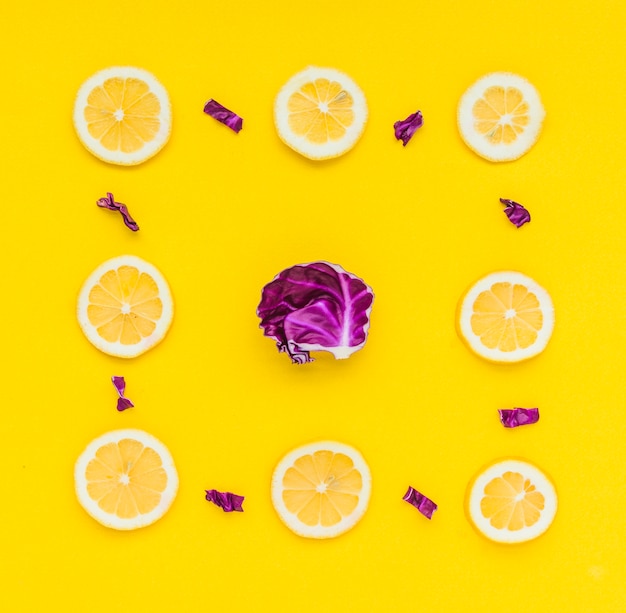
[111,375,134,412]
[205,489,245,512]
[203,99,243,133]
[500,198,531,228]
[256,262,374,364]
[498,407,539,428]
[394,110,423,146]
[97,192,139,231]
[403,486,437,519]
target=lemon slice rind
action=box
[74,429,179,531]
[466,458,557,544]
[457,72,545,162]
[73,66,172,166]
[274,66,368,160]
[457,270,554,363]
[271,440,371,539]
[76,255,174,358]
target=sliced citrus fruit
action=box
[466,458,557,544]
[274,66,368,160]
[77,255,174,358]
[73,66,172,165]
[457,271,554,363]
[457,72,545,161]
[74,429,178,530]
[271,441,371,538]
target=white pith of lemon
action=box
[457,72,545,162]
[466,458,557,544]
[274,66,368,160]
[457,271,554,363]
[271,441,371,539]
[75,429,178,531]
[73,66,172,165]
[77,255,174,358]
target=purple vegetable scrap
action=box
[403,486,437,519]
[498,407,540,428]
[97,192,139,231]
[393,110,424,146]
[500,198,531,228]
[111,376,134,412]
[256,261,374,364]
[203,99,243,133]
[205,489,245,512]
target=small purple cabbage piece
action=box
[500,198,531,228]
[394,110,424,146]
[205,489,245,512]
[111,376,134,412]
[403,486,437,519]
[97,192,139,231]
[203,99,243,133]
[498,407,540,428]
[256,261,374,364]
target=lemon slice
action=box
[457,271,554,363]
[77,255,174,358]
[457,72,545,161]
[73,66,172,165]
[75,429,178,530]
[274,66,368,160]
[271,441,371,539]
[466,458,557,544]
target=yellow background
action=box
[2,0,625,610]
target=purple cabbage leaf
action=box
[500,198,531,228]
[256,261,374,364]
[111,376,134,412]
[203,99,243,133]
[498,407,539,428]
[205,489,245,512]
[403,486,437,519]
[394,110,424,146]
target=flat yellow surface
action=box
[2,1,625,611]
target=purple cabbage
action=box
[500,198,531,228]
[203,99,243,133]
[111,376,134,412]
[403,486,437,519]
[97,192,139,231]
[394,110,423,146]
[256,262,374,364]
[498,407,540,428]
[205,490,245,512]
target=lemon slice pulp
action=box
[74,429,178,530]
[457,271,554,363]
[274,66,368,160]
[457,72,545,161]
[271,441,371,538]
[73,66,172,165]
[466,458,557,544]
[77,255,174,358]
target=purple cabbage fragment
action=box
[403,486,437,519]
[97,192,139,231]
[111,376,134,412]
[394,110,424,146]
[498,407,540,428]
[500,198,531,228]
[256,261,374,364]
[203,99,243,133]
[205,489,245,512]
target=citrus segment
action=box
[466,458,557,543]
[274,67,367,160]
[77,255,174,358]
[457,72,545,161]
[73,66,171,165]
[271,441,371,538]
[75,429,178,530]
[457,271,554,362]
